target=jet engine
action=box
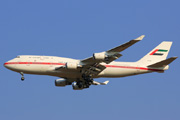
[65,62,78,70]
[72,82,84,90]
[55,78,69,87]
[93,52,106,60]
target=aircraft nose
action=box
[4,59,21,72]
[4,60,15,70]
[4,61,9,69]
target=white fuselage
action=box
[4,55,164,79]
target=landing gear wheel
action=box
[88,79,93,85]
[20,72,25,81]
[82,74,94,88]
[77,81,83,88]
[21,77,25,81]
[83,84,90,88]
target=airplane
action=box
[4,35,177,90]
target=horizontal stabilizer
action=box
[148,57,178,67]
[92,80,109,85]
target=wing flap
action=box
[82,64,106,77]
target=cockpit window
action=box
[16,56,20,58]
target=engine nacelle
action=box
[65,62,78,70]
[93,52,106,60]
[55,78,68,87]
[72,82,84,90]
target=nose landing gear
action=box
[20,72,25,81]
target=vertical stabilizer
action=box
[138,41,172,66]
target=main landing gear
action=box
[75,74,93,89]
[20,72,25,81]
[81,74,93,88]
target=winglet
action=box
[134,35,145,41]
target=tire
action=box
[21,77,25,81]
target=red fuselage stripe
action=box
[4,62,163,72]
[4,62,65,65]
[104,65,163,72]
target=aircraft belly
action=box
[14,64,81,78]
[47,69,81,78]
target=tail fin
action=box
[138,41,173,66]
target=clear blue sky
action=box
[1,0,180,120]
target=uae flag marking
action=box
[150,49,168,56]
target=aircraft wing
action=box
[107,35,145,53]
[80,35,145,77]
